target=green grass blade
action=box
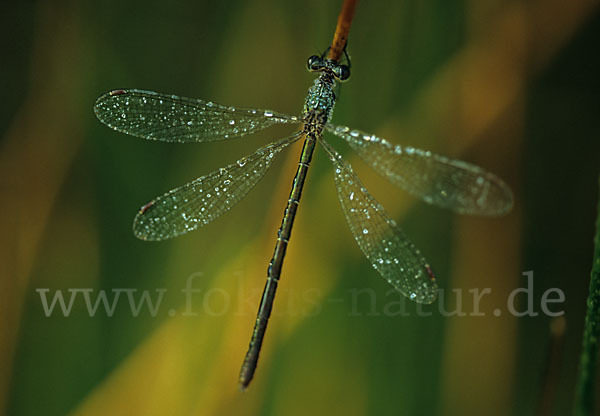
[574,176,600,416]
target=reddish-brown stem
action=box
[328,0,358,62]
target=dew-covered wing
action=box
[134,132,303,240]
[325,124,513,216]
[321,139,437,304]
[94,89,300,143]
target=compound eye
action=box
[307,55,323,72]
[334,64,351,82]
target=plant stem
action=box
[328,0,358,62]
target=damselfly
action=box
[94,53,513,389]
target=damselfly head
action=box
[306,55,351,82]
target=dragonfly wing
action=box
[94,89,300,142]
[134,132,303,240]
[321,139,437,304]
[325,124,513,216]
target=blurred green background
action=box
[2,0,600,415]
